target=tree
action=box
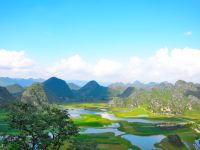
[3,102,78,150]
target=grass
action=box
[60,102,108,110]
[179,132,200,150]
[110,107,151,118]
[118,121,196,136]
[155,137,188,150]
[2,102,200,150]
[73,114,113,127]
[155,132,199,150]
[119,121,200,149]
[183,110,200,124]
[67,133,140,150]
[145,117,191,123]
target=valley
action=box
[1,77,200,149]
[61,103,200,150]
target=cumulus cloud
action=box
[0,49,32,69]
[94,59,122,76]
[0,49,39,78]
[48,55,93,80]
[1,48,200,83]
[128,48,200,83]
[184,31,192,36]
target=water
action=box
[122,134,165,150]
[67,108,159,123]
[66,108,164,149]
[98,112,157,123]
[67,108,97,118]
[80,123,125,136]
[80,128,124,136]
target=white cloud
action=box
[0,49,32,69]
[94,59,122,76]
[48,55,93,80]
[1,48,200,83]
[0,49,38,78]
[127,48,200,83]
[184,31,192,36]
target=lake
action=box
[67,108,166,149]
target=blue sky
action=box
[0,0,200,82]
[0,0,199,62]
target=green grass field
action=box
[118,121,195,136]
[61,133,139,150]
[61,102,108,110]
[110,107,151,118]
[73,114,113,127]
[2,103,200,150]
[155,137,188,150]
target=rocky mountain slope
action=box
[21,83,48,106]
[109,80,200,114]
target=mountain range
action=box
[0,77,44,87]
[1,76,200,115]
[43,78,110,102]
[109,80,200,114]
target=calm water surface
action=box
[67,108,165,149]
[122,134,165,150]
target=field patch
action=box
[73,114,113,127]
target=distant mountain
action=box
[77,80,109,101]
[132,81,145,88]
[43,77,74,103]
[66,80,88,87]
[109,80,200,114]
[0,86,15,107]
[108,82,128,96]
[6,84,24,95]
[68,83,80,90]
[119,87,135,98]
[21,83,48,106]
[66,80,111,87]
[109,81,159,92]
[0,77,44,87]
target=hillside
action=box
[0,77,44,87]
[76,80,109,101]
[6,84,24,95]
[43,77,74,102]
[109,80,200,114]
[108,82,128,96]
[0,86,15,107]
[68,83,80,90]
[119,87,135,98]
[21,83,48,106]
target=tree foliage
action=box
[3,102,78,150]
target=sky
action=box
[0,0,200,83]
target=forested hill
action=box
[1,76,200,115]
[0,86,15,107]
[109,80,200,114]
